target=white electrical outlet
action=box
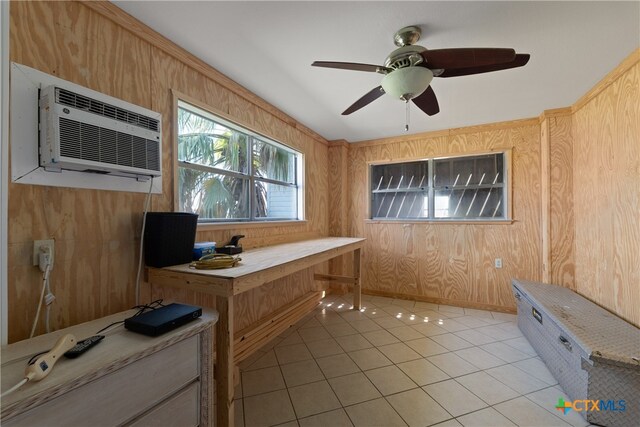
[495,258,503,269]
[33,239,55,269]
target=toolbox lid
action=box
[512,279,640,369]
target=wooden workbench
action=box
[148,236,365,427]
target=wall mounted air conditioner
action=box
[39,85,162,180]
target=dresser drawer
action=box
[4,336,199,427]
[128,382,199,427]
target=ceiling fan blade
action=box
[422,48,516,70]
[437,54,530,78]
[412,86,439,116]
[312,61,390,73]
[342,86,386,115]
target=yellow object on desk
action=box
[189,253,241,270]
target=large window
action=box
[177,101,302,222]
[370,152,508,221]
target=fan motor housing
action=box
[385,45,427,70]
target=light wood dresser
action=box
[1,308,217,426]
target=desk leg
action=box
[216,295,234,427]
[353,248,362,310]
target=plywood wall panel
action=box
[10,1,151,108]
[328,143,349,238]
[254,109,286,144]
[548,115,575,289]
[228,92,257,129]
[348,124,541,311]
[572,110,598,298]
[572,61,639,327]
[9,1,637,341]
[327,142,350,282]
[8,1,154,342]
[145,23,330,341]
[8,1,329,343]
[8,234,140,342]
[149,47,233,212]
[540,119,551,282]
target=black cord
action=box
[131,299,165,312]
[95,320,125,335]
[27,351,48,365]
[25,299,167,362]
[94,299,165,334]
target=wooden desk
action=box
[1,309,218,426]
[148,237,365,427]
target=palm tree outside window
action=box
[177,101,302,222]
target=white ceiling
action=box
[114,1,640,142]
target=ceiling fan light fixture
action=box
[313,26,529,117]
[381,67,434,101]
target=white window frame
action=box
[176,100,303,223]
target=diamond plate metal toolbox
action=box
[512,279,640,427]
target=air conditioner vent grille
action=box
[146,140,160,171]
[59,117,160,172]
[56,88,159,132]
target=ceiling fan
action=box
[312,26,530,124]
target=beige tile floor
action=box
[231,293,591,427]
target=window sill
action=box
[197,220,307,231]
[364,219,515,225]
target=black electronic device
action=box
[64,335,105,359]
[216,234,244,255]
[144,212,198,267]
[124,303,202,337]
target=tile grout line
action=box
[312,303,410,425]
[289,319,341,423]
[328,302,457,426]
[240,297,550,427]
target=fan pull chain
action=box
[405,100,410,132]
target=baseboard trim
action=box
[360,289,517,314]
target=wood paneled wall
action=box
[327,140,351,285]
[571,53,639,327]
[7,1,638,341]
[346,121,542,312]
[340,49,638,323]
[547,112,575,289]
[8,1,329,343]
[540,109,575,289]
[328,140,350,239]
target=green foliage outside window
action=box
[177,103,300,221]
